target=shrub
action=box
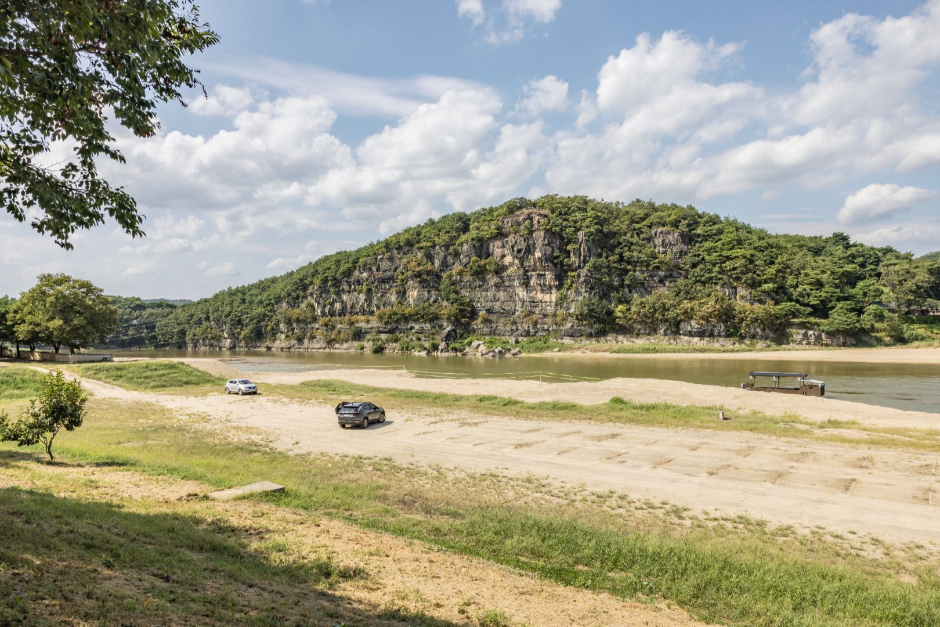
[465,256,503,277]
[860,305,888,329]
[0,370,87,461]
[370,341,386,354]
[819,302,860,335]
[574,297,614,334]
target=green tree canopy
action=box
[0,0,218,248]
[819,302,860,335]
[0,294,16,352]
[879,261,935,313]
[10,273,119,353]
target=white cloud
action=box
[895,127,940,171]
[104,93,352,218]
[544,4,940,208]
[838,183,938,224]
[516,75,568,117]
[596,32,743,114]
[456,0,562,44]
[208,59,486,118]
[120,260,157,278]
[544,30,760,201]
[198,261,239,278]
[854,223,940,249]
[456,0,485,25]
[787,0,940,127]
[190,85,256,117]
[504,0,561,23]
[14,1,937,300]
[151,214,205,239]
[307,87,522,230]
[575,89,596,127]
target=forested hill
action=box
[110,196,940,349]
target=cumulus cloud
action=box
[786,0,940,126]
[307,87,532,232]
[545,2,940,206]
[189,85,256,117]
[97,3,940,262]
[104,93,352,217]
[544,30,760,201]
[838,183,938,223]
[516,75,568,117]
[19,1,938,300]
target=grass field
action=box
[0,366,46,404]
[2,365,938,627]
[0,457,464,626]
[74,360,223,391]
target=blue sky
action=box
[3,0,940,299]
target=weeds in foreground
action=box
[5,393,937,627]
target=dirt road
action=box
[73,374,940,545]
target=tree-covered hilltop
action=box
[918,251,940,264]
[114,196,940,349]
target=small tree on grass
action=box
[0,371,87,461]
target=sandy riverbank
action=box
[58,368,940,544]
[9,359,938,544]
[240,365,938,431]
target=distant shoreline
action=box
[107,343,940,365]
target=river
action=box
[112,349,940,415]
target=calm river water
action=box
[113,349,940,415]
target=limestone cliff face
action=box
[303,209,569,320]
[299,209,685,326]
[273,209,686,343]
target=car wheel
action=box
[379,413,386,423]
[361,417,369,429]
[225,388,230,395]
[340,423,347,428]
[238,389,243,396]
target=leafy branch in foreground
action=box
[0,370,87,461]
[0,0,218,247]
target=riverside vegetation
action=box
[103,196,940,352]
[2,362,939,626]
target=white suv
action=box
[224,379,258,395]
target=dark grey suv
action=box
[336,402,386,428]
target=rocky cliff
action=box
[133,196,938,350]
[282,207,690,341]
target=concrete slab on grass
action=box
[207,481,285,501]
